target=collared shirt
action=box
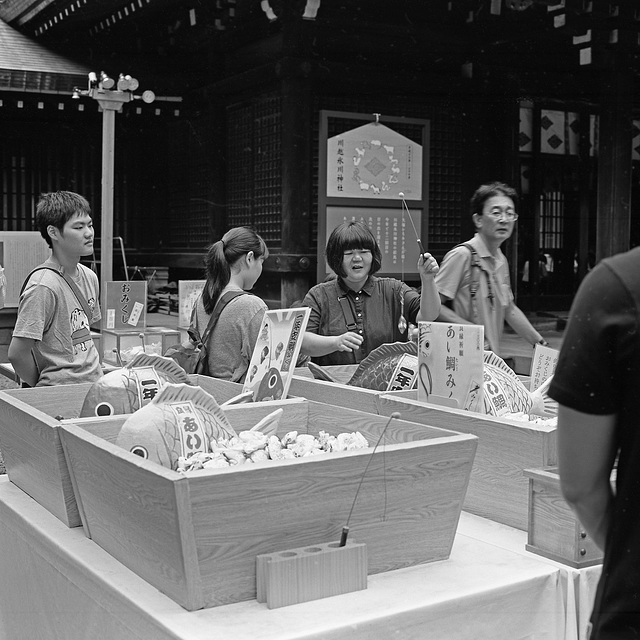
[302,275,420,366]
[435,233,513,352]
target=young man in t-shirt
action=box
[9,191,103,387]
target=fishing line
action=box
[399,192,425,257]
[339,411,401,546]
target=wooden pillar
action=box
[596,72,632,261]
[279,65,313,308]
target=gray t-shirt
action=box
[13,260,102,386]
[194,287,267,383]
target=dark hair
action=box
[325,221,382,278]
[35,191,92,248]
[201,226,268,314]
[470,181,519,218]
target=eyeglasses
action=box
[486,208,518,221]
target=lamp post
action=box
[72,72,155,319]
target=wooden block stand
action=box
[257,541,367,609]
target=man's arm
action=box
[557,404,617,551]
[504,302,546,346]
[8,336,39,387]
[436,293,470,324]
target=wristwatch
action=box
[534,338,550,347]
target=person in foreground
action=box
[9,191,102,387]
[301,220,440,366]
[191,226,268,382]
[435,181,547,353]
[548,246,640,639]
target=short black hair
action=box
[325,221,382,277]
[470,181,518,217]
[35,191,92,248]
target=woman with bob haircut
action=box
[190,226,269,382]
[301,220,440,366]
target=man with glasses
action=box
[435,181,547,354]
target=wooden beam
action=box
[596,71,632,261]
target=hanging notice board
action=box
[0,232,51,308]
[318,111,430,282]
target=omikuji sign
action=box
[105,280,147,330]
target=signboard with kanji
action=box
[326,122,422,199]
[105,280,147,330]
[243,307,310,402]
[325,206,422,276]
[417,321,484,412]
[530,344,559,391]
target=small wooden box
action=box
[0,375,245,527]
[59,400,477,610]
[290,370,556,531]
[524,466,603,568]
[256,540,367,609]
[101,327,180,366]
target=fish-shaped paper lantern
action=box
[80,353,192,418]
[116,383,237,470]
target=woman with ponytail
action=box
[191,227,268,382]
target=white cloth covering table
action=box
[0,476,568,640]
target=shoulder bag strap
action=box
[20,266,94,321]
[199,290,247,348]
[336,289,363,363]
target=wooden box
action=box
[101,327,181,366]
[0,375,245,527]
[377,392,557,531]
[290,370,556,531]
[58,399,477,610]
[524,467,603,568]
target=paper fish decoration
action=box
[308,342,554,417]
[482,350,533,415]
[80,353,192,418]
[116,383,237,470]
[346,342,419,392]
[255,367,285,401]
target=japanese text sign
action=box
[243,307,310,402]
[530,344,559,391]
[105,280,147,330]
[326,122,422,199]
[417,321,484,411]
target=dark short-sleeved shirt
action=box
[302,275,420,366]
[549,246,640,639]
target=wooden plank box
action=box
[377,391,557,531]
[289,369,557,531]
[524,467,603,568]
[0,375,245,527]
[58,399,478,610]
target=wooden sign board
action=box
[325,207,422,276]
[326,122,423,200]
[104,281,147,330]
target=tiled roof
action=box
[0,18,89,93]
